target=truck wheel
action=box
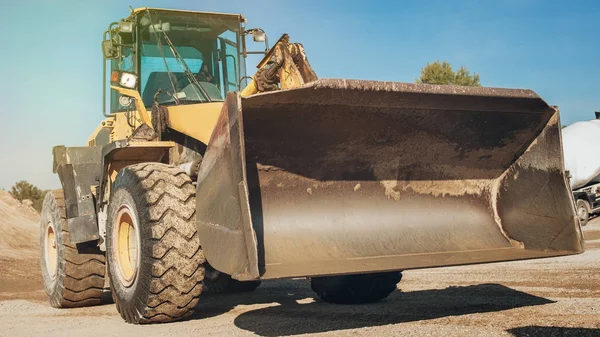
[203,264,261,293]
[106,163,205,324]
[576,199,590,226]
[310,271,402,304]
[40,190,107,308]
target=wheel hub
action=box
[577,204,588,220]
[115,206,140,287]
[44,222,58,278]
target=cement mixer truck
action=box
[563,111,600,226]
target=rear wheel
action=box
[106,163,205,324]
[203,264,261,293]
[576,199,590,226]
[310,271,402,304]
[40,190,107,308]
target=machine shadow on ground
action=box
[507,326,600,337]
[188,280,554,336]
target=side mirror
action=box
[252,30,266,42]
[242,28,270,58]
[102,40,118,59]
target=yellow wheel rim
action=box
[115,206,139,287]
[45,222,58,278]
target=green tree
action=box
[9,180,48,213]
[416,61,481,86]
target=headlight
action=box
[110,70,138,89]
[119,72,138,89]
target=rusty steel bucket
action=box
[195,79,585,281]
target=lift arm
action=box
[241,34,318,97]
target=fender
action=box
[96,140,176,209]
[53,140,176,244]
[52,146,103,243]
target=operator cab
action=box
[136,9,243,107]
[103,8,257,114]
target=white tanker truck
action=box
[563,111,600,226]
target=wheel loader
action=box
[40,6,585,324]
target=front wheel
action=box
[310,271,402,304]
[576,199,590,226]
[106,163,206,324]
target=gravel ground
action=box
[1,219,599,337]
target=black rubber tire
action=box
[106,163,205,324]
[203,264,261,293]
[576,199,590,226]
[310,271,402,304]
[40,190,107,308]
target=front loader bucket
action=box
[196,79,584,281]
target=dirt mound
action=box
[0,190,39,259]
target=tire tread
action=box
[108,163,205,324]
[310,271,402,304]
[40,190,106,308]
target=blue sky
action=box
[0,0,598,190]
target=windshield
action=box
[137,9,244,107]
